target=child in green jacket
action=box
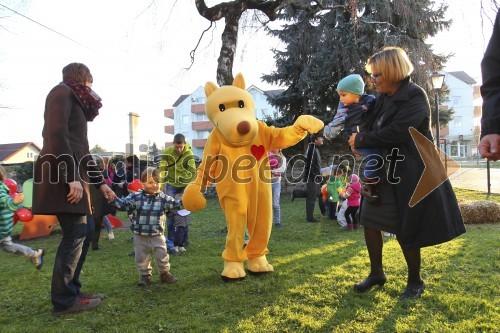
[326,165,346,220]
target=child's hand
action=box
[100,184,116,203]
[351,147,361,158]
[348,132,357,148]
[13,192,24,204]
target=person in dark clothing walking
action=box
[294,133,325,222]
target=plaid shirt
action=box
[114,190,181,236]
[0,182,22,239]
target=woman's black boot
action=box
[355,227,386,292]
[354,273,387,292]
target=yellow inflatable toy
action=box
[182,73,323,281]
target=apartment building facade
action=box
[164,85,283,157]
[439,71,481,159]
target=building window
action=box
[197,113,208,121]
[198,131,210,139]
[182,115,190,125]
[192,97,206,104]
[453,116,462,127]
[452,96,461,106]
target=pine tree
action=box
[263,0,453,128]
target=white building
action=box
[164,85,284,157]
[440,71,480,158]
[0,142,41,165]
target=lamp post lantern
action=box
[431,72,445,149]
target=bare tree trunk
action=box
[217,12,241,85]
[194,0,291,86]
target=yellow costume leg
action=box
[219,195,248,280]
[246,182,274,274]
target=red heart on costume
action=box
[251,145,265,160]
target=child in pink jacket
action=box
[343,174,361,230]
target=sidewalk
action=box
[448,167,500,194]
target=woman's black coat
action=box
[355,79,466,249]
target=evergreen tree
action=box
[90,144,106,153]
[263,0,453,129]
[148,142,160,162]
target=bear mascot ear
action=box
[205,81,218,97]
[233,73,245,89]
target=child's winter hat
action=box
[350,174,360,183]
[337,74,364,96]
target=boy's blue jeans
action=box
[357,148,382,180]
[165,184,186,249]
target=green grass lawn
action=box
[0,190,498,332]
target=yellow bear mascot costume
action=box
[182,73,323,281]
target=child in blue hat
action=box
[323,74,380,200]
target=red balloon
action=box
[127,179,143,192]
[13,212,19,225]
[16,208,33,222]
[4,178,17,198]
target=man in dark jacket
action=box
[301,133,325,222]
[480,11,500,161]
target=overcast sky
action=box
[0,0,497,152]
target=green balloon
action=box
[22,178,33,208]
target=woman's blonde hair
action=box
[365,47,414,84]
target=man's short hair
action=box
[173,133,186,144]
[126,155,139,165]
[310,131,324,141]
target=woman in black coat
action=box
[348,47,465,298]
[33,63,115,315]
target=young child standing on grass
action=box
[342,174,361,231]
[0,166,44,269]
[113,167,181,286]
[326,165,346,221]
[268,149,286,228]
[172,208,191,253]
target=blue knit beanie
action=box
[337,74,364,95]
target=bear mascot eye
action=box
[238,100,245,108]
[219,104,226,111]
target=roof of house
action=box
[172,94,190,107]
[264,89,285,99]
[448,71,477,85]
[172,85,285,107]
[0,142,41,162]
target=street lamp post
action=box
[431,72,445,149]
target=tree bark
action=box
[195,0,291,86]
[217,12,241,85]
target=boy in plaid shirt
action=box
[113,167,181,286]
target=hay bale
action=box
[458,200,500,224]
